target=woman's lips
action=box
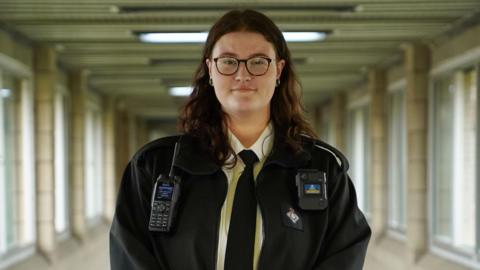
[232,86,256,91]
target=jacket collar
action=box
[174,135,220,175]
[264,134,311,168]
[173,134,312,176]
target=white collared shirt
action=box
[216,123,274,270]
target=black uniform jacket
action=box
[110,134,371,270]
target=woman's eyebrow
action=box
[215,52,271,58]
[247,53,270,58]
[216,51,237,57]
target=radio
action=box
[149,140,182,232]
[149,175,181,232]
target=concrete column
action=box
[332,93,346,151]
[313,106,323,138]
[136,117,149,148]
[368,69,387,241]
[128,113,137,158]
[69,70,87,242]
[34,46,57,263]
[323,103,336,145]
[404,43,430,264]
[103,97,116,221]
[115,109,130,190]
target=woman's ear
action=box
[276,59,285,79]
[206,58,212,77]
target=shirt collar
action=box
[174,127,311,176]
[227,122,274,164]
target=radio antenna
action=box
[169,141,180,178]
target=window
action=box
[387,90,407,234]
[346,105,370,215]
[431,67,478,263]
[18,78,35,247]
[0,68,35,269]
[54,88,69,234]
[85,105,103,223]
[0,71,17,255]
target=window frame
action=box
[0,69,7,254]
[84,95,104,225]
[0,70,19,254]
[3,72,17,251]
[386,80,408,238]
[428,62,480,269]
[346,97,371,217]
[0,63,36,269]
[54,84,71,237]
[477,62,480,261]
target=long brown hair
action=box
[179,9,317,165]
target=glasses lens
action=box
[216,57,238,75]
[247,57,270,75]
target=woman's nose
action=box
[235,62,251,81]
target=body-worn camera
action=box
[295,169,328,210]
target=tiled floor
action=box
[364,255,383,270]
[6,226,110,270]
[53,231,109,270]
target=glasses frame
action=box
[213,56,273,76]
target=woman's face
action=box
[206,31,285,119]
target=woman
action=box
[110,9,371,270]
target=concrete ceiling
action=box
[0,0,479,119]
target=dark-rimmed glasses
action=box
[213,56,273,76]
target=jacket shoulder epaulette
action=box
[132,134,182,162]
[301,135,349,172]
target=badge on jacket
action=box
[281,203,303,231]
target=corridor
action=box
[1,1,480,269]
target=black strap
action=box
[224,150,259,270]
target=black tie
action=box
[225,150,259,270]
